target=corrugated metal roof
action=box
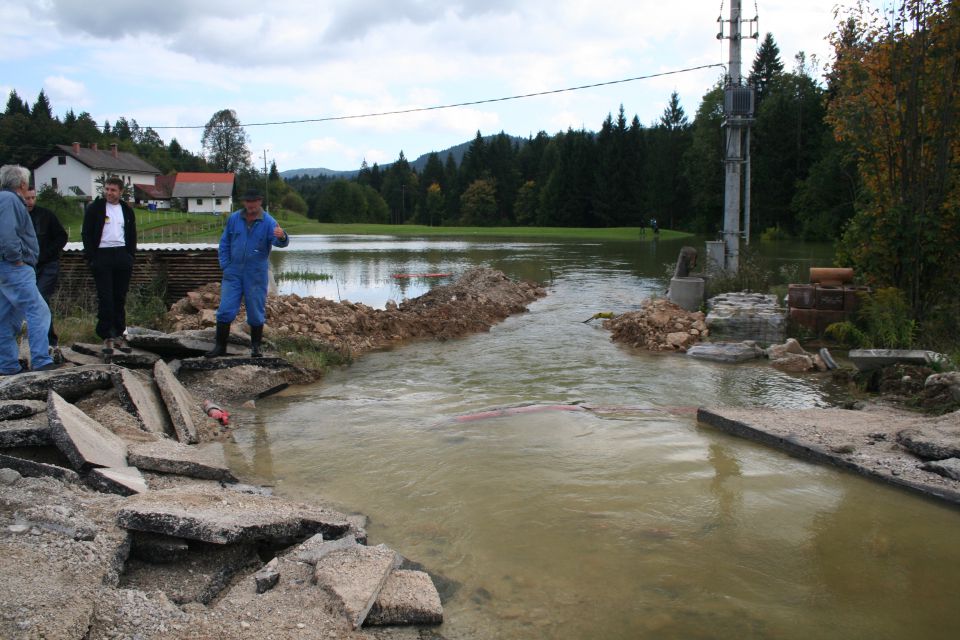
[52,144,161,174]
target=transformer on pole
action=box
[717,0,758,273]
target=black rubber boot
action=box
[250,325,264,358]
[204,322,231,358]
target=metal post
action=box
[722,0,743,273]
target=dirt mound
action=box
[603,298,708,352]
[167,267,547,357]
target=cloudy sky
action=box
[2,0,887,172]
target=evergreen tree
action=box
[31,90,53,120]
[443,153,460,223]
[4,90,30,116]
[683,84,726,233]
[749,32,785,105]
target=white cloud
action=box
[43,75,90,108]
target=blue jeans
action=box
[0,261,53,373]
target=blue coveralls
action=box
[215,209,289,326]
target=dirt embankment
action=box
[167,267,547,357]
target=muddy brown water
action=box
[223,235,960,639]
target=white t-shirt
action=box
[100,202,126,248]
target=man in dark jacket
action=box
[25,188,68,347]
[81,176,137,354]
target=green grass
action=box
[60,205,691,244]
[275,270,333,282]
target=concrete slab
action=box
[0,399,46,421]
[153,360,198,444]
[87,466,149,495]
[697,406,960,507]
[116,484,351,544]
[0,413,51,447]
[126,327,247,359]
[61,347,104,367]
[72,342,161,368]
[848,349,935,371]
[179,356,292,372]
[366,570,443,626]
[314,544,402,629]
[686,342,764,364]
[112,368,174,437]
[47,390,128,471]
[0,364,118,401]
[127,440,237,482]
[705,292,787,345]
[0,452,80,483]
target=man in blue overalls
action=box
[205,188,288,358]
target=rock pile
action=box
[603,298,708,352]
[167,267,547,357]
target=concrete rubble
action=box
[705,292,787,344]
[604,298,709,352]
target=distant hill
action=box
[280,134,527,180]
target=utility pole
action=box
[718,0,758,273]
[262,149,269,210]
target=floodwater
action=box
[224,235,960,639]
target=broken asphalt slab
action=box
[153,360,198,444]
[0,399,46,421]
[47,390,128,471]
[313,543,401,629]
[179,356,294,372]
[125,327,248,359]
[0,413,51,448]
[0,451,80,483]
[87,466,149,495]
[0,364,118,401]
[112,368,174,437]
[366,569,444,626]
[697,406,960,507]
[116,484,351,545]
[72,342,161,368]
[127,439,237,482]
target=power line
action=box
[145,63,726,131]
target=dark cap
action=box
[242,188,263,201]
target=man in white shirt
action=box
[81,176,137,354]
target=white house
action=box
[33,142,161,199]
[172,172,235,214]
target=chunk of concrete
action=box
[687,341,764,364]
[87,466,148,495]
[47,390,128,471]
[314,544,402,629]
[153,360,198,444]
[897,426,960,460]
[291,533,359,565]
[255,557,281,594]
[127,440,237,482]
[0,399,46,421]
[112,368,174,437]
[848,349,935,372]
[0,452,80,483]
[366,570,443,626]
[0,364,118,401]
[116,485,351,545]
[921,458,960,481]
[0,413,51,447]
